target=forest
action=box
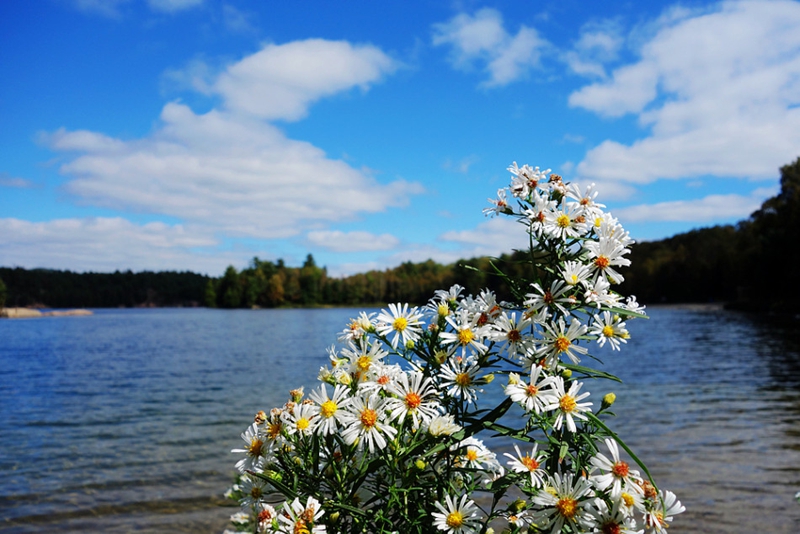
[2,157,798,313]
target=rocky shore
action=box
[0,307,93,319]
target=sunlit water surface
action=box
[1,306,799,533]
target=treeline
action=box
[204,253,534,309]
[620,156,800,313]
[0,268,210,308]
[2,157,798,312]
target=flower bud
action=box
[483,373,495,384]
[405,340,415,350]
[560,368,572,379]
[329,512,340,522]
[602,392,617,410]
[512,498,526,512]
[289,387,304,403]
[254,411,267,424]
[414,459,426,470]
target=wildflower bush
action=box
[226,163,684,534]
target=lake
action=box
[1,306,799,533]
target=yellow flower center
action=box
[250,486,263,499]
[560,394,577,413]
[555,335,571,352]
[320,400,338,418]
[267,422,282,440]
[438,304,449,316]
[466,449,479,462]
[393,317,408,332]
[557,214,571,228]
[360,408,378,428]
[296,418,310,431]
[520,455,539,471]
[248,438,264,456]
[446,511,464,528]
[455,372,472,387]
[526,384,539,397]
[556,497,578,519]
[621,493,634,507]
[357,355,372,372]
[602,325,615,338]
[405,392,422,409]
[458,328,475,346]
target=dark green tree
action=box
[0,276,6,308]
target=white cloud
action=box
[46,102,423,239]
[614,187,775,223]
[563,20,624,79]
[147,0,203,13]
[0,173,35,188]
[44,39,420,241]
[306,230,400,253]
[570,0,800,190]
[222,4,257,34]
[432,8,548,87]
[439,217,529,256]
[214,39,398,121]
[0,217,237,274]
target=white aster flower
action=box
[384,370,440,429]
[343,340,388,380]
[483,188,511,217]
[590,438,643,499]
[544,203,590,240]
[504,367,556,414]
[440,309,489,357]
[432,494,482,534]
[358,361,403,395]
[439,357,482,404]
[543,376,592,433]
[309,384,351,436]
[508,162,548,198]
[340,394,397,454]
[588,499,643,534]
[561,260,592,288]
[538,317,589,365]
[282,402,319,437]
[338,311,376,342]
[488,311,533,360]
[644,490,685,533]
[376,303,423,349]
[532,472,594,533]
[584,236,631,285]
[525,280,574,317]
[504,443,547,488]
[425,413,462,437]
[590,311,629,351]
[231,423,268,473]
[277,496,326,534]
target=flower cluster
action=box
[226,162,683,534]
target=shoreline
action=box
[0,307,93,319]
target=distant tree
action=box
[219,266,243,308]
[204,279,217,308]
[0,276,6,308]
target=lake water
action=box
[1,306,799,533]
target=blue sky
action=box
[2,0,799,276]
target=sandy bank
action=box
[0,308,94,319]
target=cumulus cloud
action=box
[0,217,238,274]
[0,173,35,188]
[439,217,529,257]
[46,102,423,239]
[306,230,400,253]
[43,38,420,242]
[614,187,775,223]
[214,39,398,121]
[432,8,548,87]
[562,20,624,79]
[570,0,800,190]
